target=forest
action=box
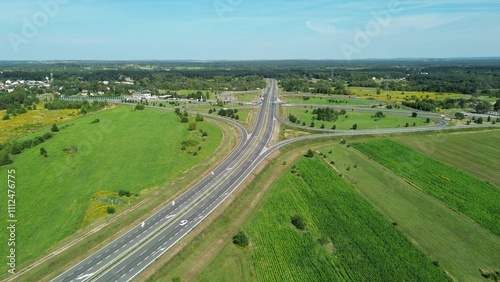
[1,59,500,100]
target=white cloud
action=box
[306,20,339,35]
[385,13,467,34]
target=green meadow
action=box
[280,95,377,106]
[284,106,430,130]
[0,106,223,271]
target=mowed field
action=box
[351,139,500,236]
[283,106,430,130]
[0,106,223,271]
[196,157,449,281]
[395,130,500,186]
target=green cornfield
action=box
[352,139,500,236]
[246,156,450,281]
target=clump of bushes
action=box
[291,214,306,230]
[118,190,131,197]
[232,230,249,247]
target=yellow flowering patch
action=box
[81,191,116,227]
[349,87,465,104]
[81,190,142,227]
[0,105,78,142]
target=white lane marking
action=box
[76,272,95,280]
[151,247,166,256]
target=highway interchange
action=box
[52,80,277,282]
[51,79,497,282]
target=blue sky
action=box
[1,0,499,60]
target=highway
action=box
[50,78,498,282]
[51,79,278,282]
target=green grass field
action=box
[0,106,223,271]
[224,91,262,102]
[396,130,500,186]
[284,107,430,130]
[318,141,500,281]
[351,139,500,236]
[196,156,449,281]
[280,95,377,106]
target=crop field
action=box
[351,139,500,236]
[284,107,430,130]
[240,156,449,281]
[318,142,500,281]
[0,106,223,271]
[396,130,500,186]
[240,158,447,281]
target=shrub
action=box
[106,207,116,214]
[232,230,249,247]
[118,190,131,197]
[135,104,145,110]
[188,122,197,131]
[40,147,48,157]
[51,123,59,132]
[0,154,13,166]
[291,215,306,230]
[305,149,314,158]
